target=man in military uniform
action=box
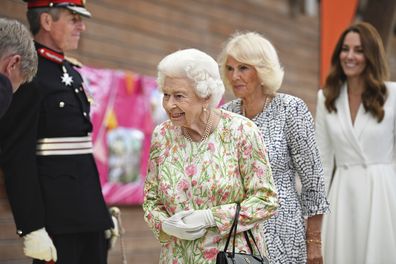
[0,17,37,118]
[0,1,113,263]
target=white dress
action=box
[315,82,396,264]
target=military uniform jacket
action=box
[0,43,112,236]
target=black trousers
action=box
[32,231,108,264]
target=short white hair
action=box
[0,18,37,83]
[157,48,225,108]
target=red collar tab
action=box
[38,48,64,64]
[27,0,84,8]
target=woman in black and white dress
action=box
[219,32,329,264]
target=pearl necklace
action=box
[242,96,270,117]
[183,110,213,143]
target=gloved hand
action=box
[105,207,122,250]
[105,215,120,249]
[23,228,57,262]
[162,210,206,240]
[182,209,216,228]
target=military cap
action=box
[23,0,91,18]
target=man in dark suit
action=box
[0,1,113,263]
[0,73,13,118]
[0,18,37,118]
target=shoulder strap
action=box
[243,229,264,261]
[223,203,241,255]
[65,56,83,68]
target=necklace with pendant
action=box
[61,65,74,86]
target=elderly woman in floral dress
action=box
[143,48,279,264]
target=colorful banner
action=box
[320,0,358,85]
[79,66,166,205]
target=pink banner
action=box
[78,66,165,205]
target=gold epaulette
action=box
[65,56,83,68]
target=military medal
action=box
[37,47,74,86]
[61,66,73,86]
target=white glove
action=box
[182,209,216,228]
[162,210,206,240]
[23,228,57,262]
[105,216,120,249]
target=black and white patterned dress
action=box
[222,93,329,264]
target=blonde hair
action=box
[157,48,225,108]
[218,31,284,94]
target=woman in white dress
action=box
[316,22,396,264]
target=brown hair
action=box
[27,7,62,35]
[323,22,389,122]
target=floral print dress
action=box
[143,110,279,264]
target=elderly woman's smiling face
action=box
[162,77,207,128]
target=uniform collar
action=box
[35,42,65,64]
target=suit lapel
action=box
[337,84,365,157]
[353,103,371,140]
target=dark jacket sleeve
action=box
[0,80,46,236]
[0,73,13,119]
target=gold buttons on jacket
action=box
[59,101,65,108]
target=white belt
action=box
[337,161,394,169]
[36,136,93,156]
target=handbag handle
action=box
[244,230,264,260]
[223,203,265,261]
[223,203,241,256]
